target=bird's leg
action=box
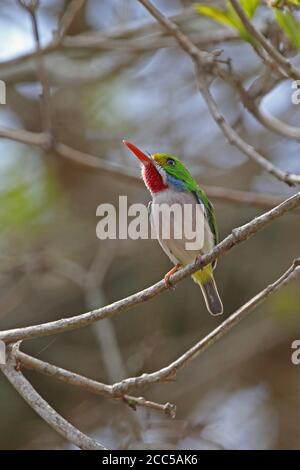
[164,263,182,289]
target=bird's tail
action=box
[192,265,223,316]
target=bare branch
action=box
[18,0,52,137]
[15,350,176,418]
[201,185,289,209]
[218,67,300,141]
[0,7,194,72]
[55,142,139,183]
[196,72,300,186]
[138,0,212,64]
[0,6,267,74]
[7,258,298,415]
[0,124,288,208]
[0,344,106,450]
[62,29,241,52]
[111,258,300,394]
[56,0,86,41]
[0,191,299,344]
[0,127,48,147]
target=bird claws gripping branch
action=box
[164,263,182,290]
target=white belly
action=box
[150,188,214,266]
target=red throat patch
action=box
[142,163,167,193]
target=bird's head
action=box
[123,140,194,194]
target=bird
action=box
[123,140,223,316]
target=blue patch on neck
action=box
[166,173,186,191]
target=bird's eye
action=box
[167,158,175,166]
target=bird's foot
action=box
[164,263,182,289]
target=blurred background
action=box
[0,0,299,450]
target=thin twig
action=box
[18,0,52,137]
[56,0,86,41]
[0,191,299,344]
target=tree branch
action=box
[4,0,299,450]
[0,125,288,208]
[14,349,176,418]
[0,127,47,147]
[0,344,106,450]
[56,0,86,41]
[8,258,300,411]
[0,191,299,344]
[196,71,300,186]
[18,0,52,137]
[137,0,300,186]
[0,7,195,72]
[110,258,300,394]
[218,67,300,141]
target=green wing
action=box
[198,190,218,245]
[193,188,218,268]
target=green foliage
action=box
[240,0,261,17]
[194,1,300,52]
[288,0,300,5]
[0,145,60,233]
[273,8,300,51]
[270,0,300,6]
[193,0,259,43]
[83,80,128,129]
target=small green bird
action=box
[123,140,223,316]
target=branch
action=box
[3,3,299,189]
[8,258,299,415]
[18,0,52,137]
[230,0,300,81]
[0,7,194,72]
[10,257,300,412]
[111,258,300,394]
[0,191,299,344]
[62,29,241,52]
[0,344,106,450]
[201,185,289,209]
[55,142,139,183]
[137,0,300,186]
[218,67,300,141]
[137,0,211,64]
[14,349,176,418]
[0,124,287,208]
[56,0,86,41]
[196,72,300,186]
[0,127,48,147]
